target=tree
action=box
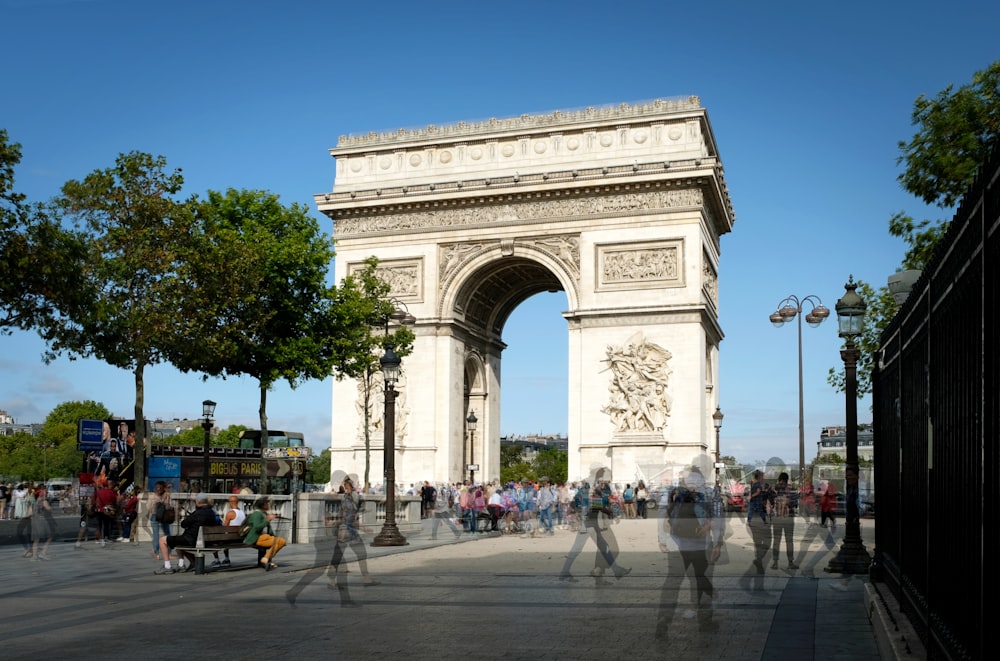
[533,447,568,485]
[308,448,332,485]
[897,60,1000,209]
[31,152,192,491]
[831,61,1000,395]
[0,400,111,481]
[167,190,412,492]
[1,130,88,334]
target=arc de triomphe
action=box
[315,97,735,487]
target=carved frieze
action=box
[601,331,673,433]
[355,369,408,446]
[336,188,703,235]
[702,257,718,308]
[348,259,423,300]
[596,239,684,291]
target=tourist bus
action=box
[147,430,311,495]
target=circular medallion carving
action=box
[409,153,422,167]
[567,137,580,150]
[350,160,363,173]
[600,133,614,147]
[501,144,515,157]
[533,140,547,154]
[470,147,483,160]
[440,150,453,164]
[379,156,392,170]
[633,131,648,144]
[668,127,683,141]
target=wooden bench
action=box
[174,526,252,575]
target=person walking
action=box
[655,464,726,639]
[329,477,377,601]
[147,481,174,559]
[770,472,799,570]
[430,483,462,539]
[537,477,555,535]
[558,467,631,585]
[29,485,56,560]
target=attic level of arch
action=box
[319,155,729,209]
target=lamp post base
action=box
[825,539,872,575]
[371,523,408,547]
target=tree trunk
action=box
[258,385,269,495]
[133,363,146,494]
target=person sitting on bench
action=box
[154,493,219,574]
[212,495,246,569]
[243,497,287,571]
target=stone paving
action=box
[0,514,882,660]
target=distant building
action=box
[0,410,41,436]
[501,434,568,462]
[816,423,874,461]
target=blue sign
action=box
[78,419,105,452]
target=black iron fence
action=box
[873,145,999,660]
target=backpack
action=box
[668,487,707,538]
[624,487,634,501]
[573,488,590,511]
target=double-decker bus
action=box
[147,430,311,495]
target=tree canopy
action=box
[831,60,1000,396]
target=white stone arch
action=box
[316,98,734,487]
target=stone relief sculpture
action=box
[356,369,408,446]
[337,189,703,235]
[702,260,718,308]
[603,246,678,283]
[375,264,419,297]
[440,243,483,281]
[534,235,580,275]
[601,332,673,432]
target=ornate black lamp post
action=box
[826,277,872,574]
[712,406,724,483]
[466,411,478,484]
[201,399,216,492]
[769,294,830,479]
[372,345,408,546]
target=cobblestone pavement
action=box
[0,515,881,660]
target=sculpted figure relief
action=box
[601,332,673,432]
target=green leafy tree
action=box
[308,448,332,485]
[30,152,192,491]
[1,131,88,334]
[167,191,412,492]
[0,400,111,481]
[171,424,247,448]
[500,462,535,486]
[500,444,523,468]
[533,447,568,485]
[830,61,1000,396]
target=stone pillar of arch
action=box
[316,97,735,488]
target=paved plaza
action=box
[0,514,883,660]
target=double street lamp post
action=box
[827,277,872,574]
[201,399,216,492]
[769,294,830,479]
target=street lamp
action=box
[769,293,830,479]
[467,411,478,484]
[201,399,216,492]
[712,406,724,483]
[827,276,872,574]
[372,344,408,546]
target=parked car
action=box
[725,493,745,512]
[45,479,74,504]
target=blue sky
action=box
[3,0,997,465]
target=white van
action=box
[45,479,74,503]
